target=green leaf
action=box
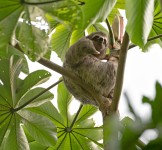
[0,56,55,148]
[57,81,72,125]
[1,114,30,150]
[39,0,84,29]
[143,138,162,150]
[75,104,98,124]
[73,126,103,144]
[0,113,12,146]
[70,30,85,45]
[126,0,154,47]
[17,87,54,108]
[0,55,24,106]
[82,0,117,28]
[17,6,49,61]
[51,24,72,61]
[8,45,29,74]
[0,0,23,49]
[29,141,48,150]
[27,102,65,128]
[146,1,162,48]
[17,70,51,100]
[121,118,145,150]
[143,82,162,126]
[19,109,57,147]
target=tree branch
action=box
[110,32,130,113]
[38,58,104,107]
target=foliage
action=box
[0,55,56,149]
[0,0,162,150]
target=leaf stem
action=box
[14,79,63,112]
[22,0,85,5]
[22,0,63,5]
[129,34,162,49]
[69,104,83,129]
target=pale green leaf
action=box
[1,114,30,150]
[73,127,103,143]
[0,0,23,49]
[51,24,72,61]
[27,102,65,128]
[57,81,72,125]
[17,87,54,108]
[19,110,57,147]
[0,56,24,106]
[17,70,51,99]
[126,0,154,47]
[75,104,98,124]
[82,0,117,28]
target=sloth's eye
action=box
[92,36,105,44]
[92,36,100,41]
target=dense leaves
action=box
[26,82,102,150]
[1,0,162,150]
[0,55,56,149]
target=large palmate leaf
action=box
[126,0,154,47]
[24,82,103,149]
[54,82,102,149]
[0,55,56,149]
[0,0,23,50]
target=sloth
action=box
[63,31,118,107]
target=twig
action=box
[110,32,130,113]
[129,34,162,49]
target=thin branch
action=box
[14,79,63,112]
[110,32,130,113]
[69,104,83,129]
[129,34,162,49]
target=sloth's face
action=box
[86,32,108,59]
[91,34,108,52]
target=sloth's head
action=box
[87,31,108,58]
